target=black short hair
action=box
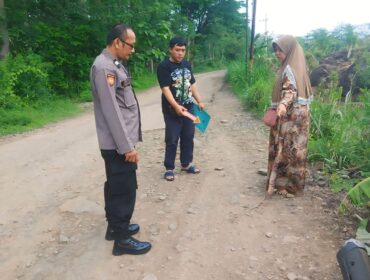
[272,42,278,52]
[106,23,132,46]
[169,36,187,49]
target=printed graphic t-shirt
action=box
[157,58,196,114]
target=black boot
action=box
[112,236,151,256]
[105,224,140,241]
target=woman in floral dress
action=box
[266,35,313,197]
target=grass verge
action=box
[0,99,83,136]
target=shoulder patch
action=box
[106,74,115,87]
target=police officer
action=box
[90,23,151,256]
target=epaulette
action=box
[113,59,121,68]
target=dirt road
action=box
[0,70,346,279]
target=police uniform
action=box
[90,49,141,237]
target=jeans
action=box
[163,105,195,170]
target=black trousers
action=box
[101,149,137,236]
[163,105,195,170]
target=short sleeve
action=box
[157,62,172,88]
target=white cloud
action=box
[250,0,369,36]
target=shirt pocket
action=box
[116,76,137,108]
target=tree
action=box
[334,24,358,58]
[175,0,245,62]
[1,0,247,98]
[303,28,338,62]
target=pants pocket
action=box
[108,170,137,195]
[101,150,137,195]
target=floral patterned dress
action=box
[266,66,311,195]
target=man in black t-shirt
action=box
[156,37,204,181]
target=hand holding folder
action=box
[182,111,200,124]
[182,104,211,133]
[193,104,211,133]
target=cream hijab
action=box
[272,35,312,103]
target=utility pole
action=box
[262,14,268,35]
[259,14,268,54]
[249,0,257,67]
[245,0,249,76]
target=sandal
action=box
[164,170,175,181]
[277,189,295,198]
[181,164,200,174]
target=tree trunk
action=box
[347,44,352,59]
[187,37,193,67]
[0,0,9,59]
[150,59,154,73]
[209,43,211,61]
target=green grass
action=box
[0,99,83,136]
[226,59,275,116]
[340,177,370,213]
[308,89,370,187]
[132,71,158,91]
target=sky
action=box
[251,0,369,37]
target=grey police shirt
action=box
[90,49,142,155]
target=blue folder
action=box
[194,104,211,133]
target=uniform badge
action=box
[106,74,115,87]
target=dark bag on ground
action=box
[262,108,277,127]
[337,239,370,280]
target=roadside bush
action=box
[226,61,247,94]
[226,58,275,115]
[353,51,370,93]
[245,59,275,114]
[0,54,51,108]
[309,88,370,192]
[0,109,32,127]
[75,81,92,103]
[0,57,21,109]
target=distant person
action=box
[266,35,313,198]
[90,23,151,255]
[156,36,204,181]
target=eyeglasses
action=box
[119,38,135,49]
